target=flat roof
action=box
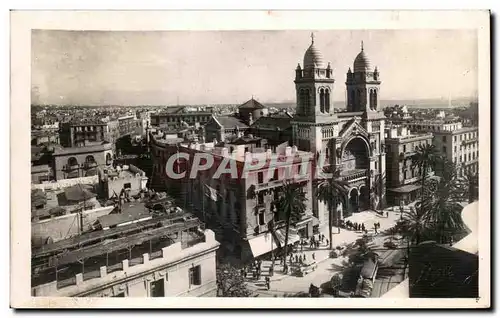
[53,143,112,156]
[54,218,201,267]
[32,210,191,258]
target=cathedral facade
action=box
[291,36,387,223]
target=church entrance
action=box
[359,186,369,211]
[348,188,359,214]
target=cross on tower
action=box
[361,41,364,51]
[311,32,315,44]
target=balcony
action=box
[338,169,368,182]
[400,151,416,160]
[462,138,478,146]
[255,175,309,191]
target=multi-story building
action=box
[59,120,110,148]
[291,37,387,220]
[31,130,60,146]
[384,125,434,205]
[52,143,114,180]
[150,106,214,129]
[31,209,219,297]
[204,115,249,143]
[406,120,479,176]
[117,115,138,137]
[97,164,149,199]
[150,134,315,262]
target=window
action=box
[256,191,264,206]
[150,278,165,297]
[454,146,457,153]
[189,265,202,286]
[443,146,446,153]
[403,145,406,153]
[454,136,457,142]
[258,210,265,225]
[375,161,378,170]
[297,164,302,175]
[124,182,131,189]
[442,136,446,142]
[258,172,264,184]
[273,168,279,180]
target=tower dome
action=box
[303,33,325,69]
[353,42,372,72]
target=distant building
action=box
[406,120,479,176]
[150,106,213,129]
[31,130,60,146]
[97,164,148,199]
[203,115,249,143]
[31,209,219,297]
[52,143,114,181]
[59,120,110,148]
[237,98,269,124]
[384,125,434,205]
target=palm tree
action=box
[424,158,465,243]
[315,175,349,250]
[275,181,307,272]
[412,144,439,200]
[457,170,479,203]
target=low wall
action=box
[32,206,114,242]
[31,176,99,191]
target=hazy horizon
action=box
[32,30,478,106]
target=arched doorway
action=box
[66,157,79,179]
[349,188,359,213]
[341,137,370,172]
[359,186,369,211]
[106,153,113,166]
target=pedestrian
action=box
[300,242,303,251]
[295,255,299,263]
[326,238,329,246]
[312,252,315,260]
[303,254,307,262]
[266,276,270,290]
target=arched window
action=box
[299,89,306,115]
[356,89,361,109]
[68,157,78,167]
[304,89,310,113]
[325,89,330,113]
[319,89,325,113]
[349,90,355,107]
[372,89,378,109]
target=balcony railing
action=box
[338,170,368,182]
[255,175,309,191]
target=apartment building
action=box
[150,106,214,129]
[150,134,316,262]
[406,120,479,176]
[384,125,434,205]
[59,120,110,148]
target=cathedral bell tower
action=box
[294,33,335,119]
[346,42,381,113]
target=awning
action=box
[388,184,422,194]
[273,227,300,247]
[247,233,278,258]
[247,227,301,258]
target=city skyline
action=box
[32,29,478,106]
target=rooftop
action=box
[53,143,112,156]
[212,115,249,129]
[238,98,267,110]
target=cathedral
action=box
[291,34,387,223]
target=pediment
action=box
[338,117,369,140]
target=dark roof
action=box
[63,184,96,202]
[251,116,292,130]
[97,203,151,228]
[214,116,249,129]
[230,136,263,145]
[238,98,266,110]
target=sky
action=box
[31,29,478,106]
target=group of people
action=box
[298,234,329,251]
[241,259,264,280]
[373,222,381,234]
[341,220,368,234]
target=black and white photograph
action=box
[10,10,490,308]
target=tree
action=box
[457,170,479,203]
[315,175,349,249]
[275,181,307,272]
[216,263,251,297]
[424,158,465,243]
[412,144,439,201]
